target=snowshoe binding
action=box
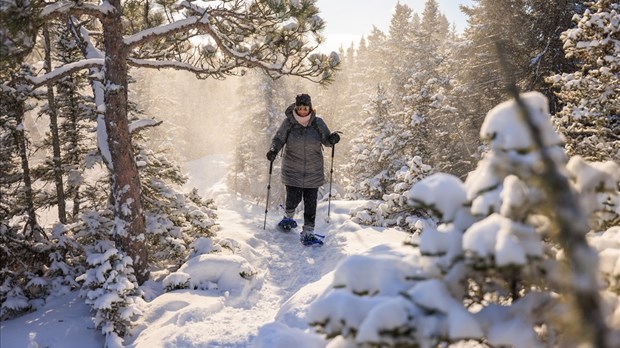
[300,233,324,247]
[277,217,298,232]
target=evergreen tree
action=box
[524,0,584,112]
[385,0,475,178]
[344,86,403,200]
[457,0,531,131]
[34,23,99,223]
[357,27,390,96]
[548,0,620,162]
[0,68,53,320]
[387,2,415,104]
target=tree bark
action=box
[43,26,67,224]
[103,0,149,284]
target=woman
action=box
[266,94,340,246]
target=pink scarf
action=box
[293,110,311,127]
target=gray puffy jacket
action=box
[270,104,333,188]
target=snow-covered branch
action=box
[128,119,163,134]
[39,0,113,20]
[124,16,208,48]
[24,58,104,87]
[67,20,111,170]
[127,58,237,77]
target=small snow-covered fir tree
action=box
[350,156,432,232]
[343,86,405,200]
[308,92,619,348]
[75,215,139,345]
[548,0,620,162]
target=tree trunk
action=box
[43,26,67,224]
[103,0,149,284]
[68,90,81,221]
[12,99,44,240]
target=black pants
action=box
[285,186,318,232]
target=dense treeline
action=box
[230,0,617,228]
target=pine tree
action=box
[0,68,53,320]
[548,0,620,162]
[456,0,531,131]
[356,27,390,93]
[34,23,99,223]
[387,3,415,104]
[344,86,403,200]
[524,0,584,112]
[386,0,474,178]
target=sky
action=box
[316,0,473,52]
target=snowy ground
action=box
[1,155,410,348]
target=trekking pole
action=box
[326,143,336,223]
[263,160,274,230]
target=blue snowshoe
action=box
[277,217,298,232]
[300,233,325,247]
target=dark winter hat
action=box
[295,94,312,108]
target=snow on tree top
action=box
[407,173,467,222]
[480,91,563,152]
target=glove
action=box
[328,132,340,145]
[266,148,278,161]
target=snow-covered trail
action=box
[128,156,360,347]
[177,201,349,346]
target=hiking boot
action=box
[300,233,324,246]
[278,217,297,231]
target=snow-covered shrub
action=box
[76,241,139,339]
[589,226,620,293]
[47,223,83,295]
[350,156,432,231]
[162,254,259,299]
[0,216,74,320]
[308,92,620,347]
[70,208,140,344]
[566,156,620,230]
[162,271,190,291]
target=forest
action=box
[1,0,619,347]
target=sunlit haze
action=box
[316,0,473,52]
